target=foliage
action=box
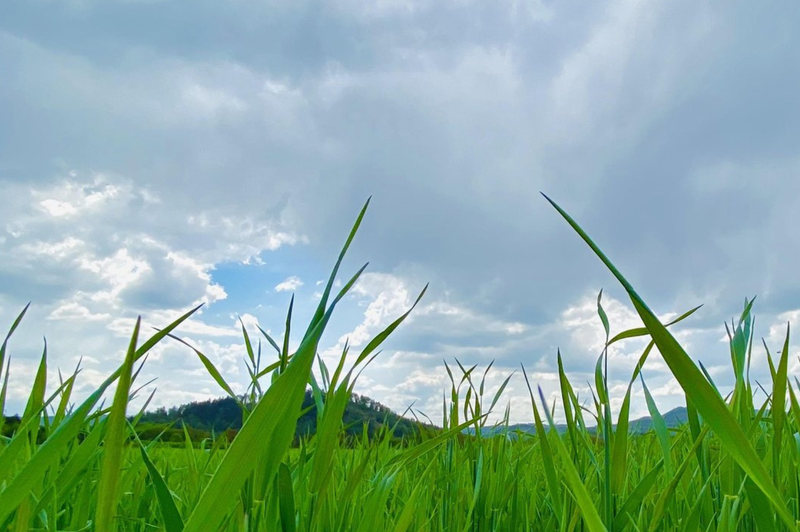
[135,391,431,444]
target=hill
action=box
[628,406,688,433]
[134,391,433,444]
[493,406,689,436]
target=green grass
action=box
[2,197,800,531]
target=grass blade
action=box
[133,424,185,532]
[538,386,607,532]
[543,192,797,530]
[94,316,139,531]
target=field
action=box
[2,197,800,531]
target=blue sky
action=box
[2,1,800,423]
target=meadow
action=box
[2,197,800,531]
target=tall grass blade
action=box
[538,386,608,532]
[94,316,139,531]
[277,462,296,532]
[133,426,185,532]
[0,303,29,383]
[543,192,796,530]
[183,209,370,532]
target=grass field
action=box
[2,197,800,531]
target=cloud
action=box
[274,276,304,293]
[48,302,111,322]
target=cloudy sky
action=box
[2,1,799,423]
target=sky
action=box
[2,0,800,424]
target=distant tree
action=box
[134,390,435,445]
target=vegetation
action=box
[134,391,433,444]
[2,197,800,530]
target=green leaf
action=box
[640,375,672,476]
[352,284,427,369]
[94,316,140,531]
[304,197,371,342]
[387,416,486,470]
[613,461,663,531]
[648,426,710,532]
[280,295,294,373]
[597,289,610,340]
[612,340,654,493]
[277,462,296,532]
[32,418,107,517]
[0,303,30,384]
[537,386,607,532]
[183,208,370,532]
[543,192,797,530]
[310,385,351,495]
[21,341,47,428]
[522,365,562,521]
[392,462,435,532]
[133,425,185,532]
[240,316,257,369]
[607,305,702,346]
[166,333,241,404]
[772,323,790,486]
[745,477,777,532]
[0,373,79,486]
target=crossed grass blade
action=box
[132,423,185,532]
[94,316,139,531]
[0,299,200,525]
[537,386,608,532]
[542,192,797,530]
[182,200,374,531]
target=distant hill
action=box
[628,407,688,434]
[3,402,689,443]
[134,391,434,444]
[491,406,689,436]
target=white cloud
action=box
[275,276,304,293]
[39,199,78,217]
[48,302,111,322]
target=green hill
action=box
[134,391,433,444]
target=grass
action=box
[2,197,800,530]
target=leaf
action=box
[611,340,654,493]
[21,341,47,428]
[521,365,563,521]
[0,307,195,525]
[648,426,710,532]
[772,323,790,485]
[613,461,663,531]
[239,316,257,369]
[277,462,296,532]
[94,316,139,531]
[543,192,797,530]
[280,295,294,373]
[304,197,371,342]
[607,305,702,346]
[182,206,371,532]
[640,375,672,476]
[167,333,242,404]
[353,285,427,369]
[0,303,30,383]
[537,386,607,532]
[133,425,185,532]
